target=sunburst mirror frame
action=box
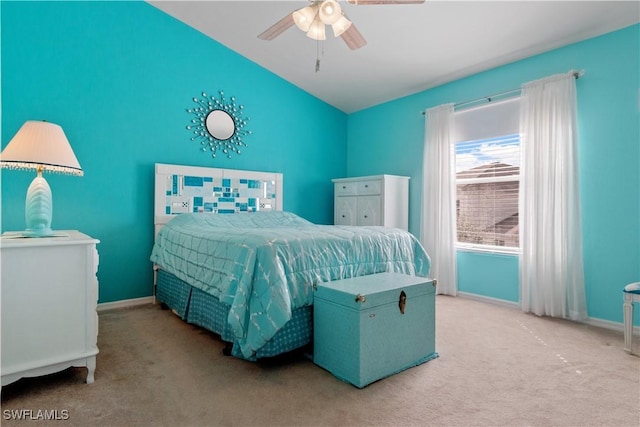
[186,90,251,159]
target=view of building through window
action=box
[455,134,520,248]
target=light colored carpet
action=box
[2,296,639,427]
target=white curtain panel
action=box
[421,104,457,296]
[519,71,587,321]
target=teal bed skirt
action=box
[155,269,312,360]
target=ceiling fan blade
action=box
[340,23,367,50]
[346,0,425,4]
[258,13,294,41]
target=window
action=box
[455,134,520,249]
[453,97,520,250]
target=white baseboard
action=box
[98,292,640,336]
[456,291,521,310]
[582,316,640,335]
[97,296,154,312]
[456,291,640,335]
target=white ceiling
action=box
[149,1,639,113]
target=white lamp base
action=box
[24,171,54,237]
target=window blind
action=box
[454,97,520,142]
[454,97,521,249]
[455,134,520,248]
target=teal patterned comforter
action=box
[150,211,431,359]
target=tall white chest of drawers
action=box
[0,230,99,388]
[332,175,410,230]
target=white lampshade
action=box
[1,120,83,237]
[293,4,318,32]
[1,121,83,176]
[306,16,326,40]
[331,15,352,37]
[319,0,342,25]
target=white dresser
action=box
[1,230,100,388]
[332,175,410,230]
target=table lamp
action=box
[0,120,83,237]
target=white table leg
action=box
[86,356,96,384]
[623,292,634,354]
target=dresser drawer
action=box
[335,181,358,196]
[356,180,381,195]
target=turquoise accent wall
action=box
[347,25,640,325]
[1,1,347,303]
[457,251,519,303]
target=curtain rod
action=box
[421,70,584,115]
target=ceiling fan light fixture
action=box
[306,15,327,40]
[331,15,352,37]
[319,0,342,25]
[293,4,319,32]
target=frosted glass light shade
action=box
[293,5,318,32]
[0,120,83,237]
[306,16,326,40]
[319,0,342,25]
[331,15,352,37]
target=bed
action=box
[150,163,431,360]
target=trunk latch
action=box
[399,290,407,314]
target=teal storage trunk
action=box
[313,273,438,388]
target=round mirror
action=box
[205,110,235,141]
[188,90,250,159]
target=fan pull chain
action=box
[315,39,325,73]
[316,40,321,72]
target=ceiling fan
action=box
[258,0,426,51]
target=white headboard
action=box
[154,163,283,236]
